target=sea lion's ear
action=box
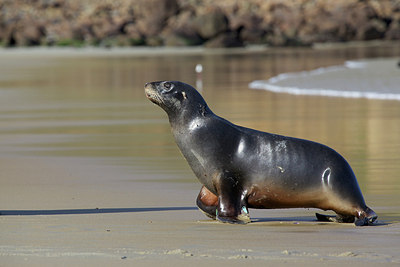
[172,90,186,102]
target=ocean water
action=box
[249,57,400,100]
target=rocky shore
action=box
[1,0,399,48]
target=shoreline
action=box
[0,40,399,58]
[0,45,266,58]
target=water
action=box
[1,44,400,220]
[250,58,400,100]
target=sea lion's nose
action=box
[144,82,154,89]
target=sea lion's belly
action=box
[246,182,326,209]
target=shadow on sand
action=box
[0,206,198,216]
[252,216,388,226]
[251,216,317,223]
[0,208,389,225]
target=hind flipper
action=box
[315,213,334,222]
[317,206,378,226]
[355,207,378,226]
[315,213,355,223]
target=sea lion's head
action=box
[145,81,210,120]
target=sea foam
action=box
[249,58,400,100]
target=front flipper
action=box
[196,186,218,220]
[217,205,250,224]
[214,172,250,224]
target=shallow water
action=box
[250,57,400,100]
[1,44,400,221]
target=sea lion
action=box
[144,81,377,226]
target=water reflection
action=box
[0,45,399,205]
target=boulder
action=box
[13,23,45,46]
[204,32,243,48]
[0,0,399,48]
[362,19,387,40]
[385,19,400,39]
[229,13,265,44]
[135,0,179,37]
[162,10,203,46]
[193,7,228,39]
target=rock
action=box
[204,32,243,48]
[193,7,228,39]
[362,19,387,40]
[229,13,265,44]
[163,33,202,46]
[123,23,142,40]
[146,36,163,46]
[122,23,146,45]
[135,0,179,37]
[385,20,400,39]
[0,0,399,48]
[15,23,45,46]
[263,2,304,46]
[162,10,203,46]
[43,22,74,45]
[39,0,65,9]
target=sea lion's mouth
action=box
[145,84,162,105]
[145,91,161,105]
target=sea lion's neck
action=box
[168,103,213,129]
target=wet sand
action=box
[1,155,399,266]
[1,44,400,266]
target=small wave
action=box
[249,58,400,101]
[344,60,368,69]
[249,81,400,100]
[267,65,344,84]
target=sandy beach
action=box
[1,44,400,266]
[1,155,399,266]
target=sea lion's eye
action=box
[163,82,173,91]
